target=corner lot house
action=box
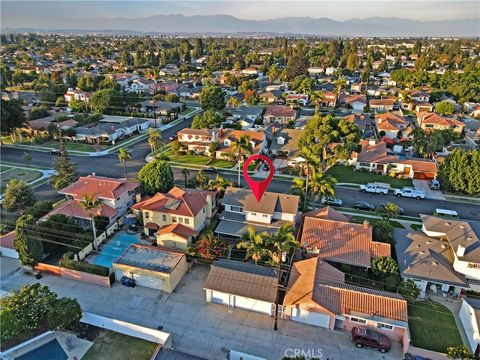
[459,298,480,355]
[113,244,188,292]
[204,259,277,316]
[132,187,216,248]
[394,215,480,297]
[215,187,299,238]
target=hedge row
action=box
[59,252,110,277]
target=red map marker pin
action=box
[243,154,274,202]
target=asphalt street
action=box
[1,114,479,221]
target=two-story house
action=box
[215,187,299,238]
[395,215,480,296]
[263,105,297,125]
[375,113,410,139]
[177,128,218,155]
[132,187,216,249]
[268,128,303,165]
[417,112,465,134]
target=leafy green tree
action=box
[14,214,43,267]
[47,297,82,330]
[398,280,420,300]
[286,48,309,80]
[237,226,272,264]
[439,149,480,195]
[376,202,400,221]
[372,220,394,244]
[148,128,161,153]
[446,345,474,359]
[435,100,455,115]
[3,179,35,213]
[50,142,78,190]
[298,113,361,172]
[55,96,67,107]
[1,99,27,142]
[371,256,399,279]
[191,109,222,129]
[181,168,190,187]
[90,88,117,114]
[138,160,174,195]
[199,85,226,111]
[118,148,132,178]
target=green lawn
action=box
[408,300,463,352]
[0,165,13,173]
[83,330,157,360]
[210,159,235,168]
[0,168,42,185]
[327,165,413,188]
[166,151,235,168]
[350,215,405,229]
[179,107,196,116]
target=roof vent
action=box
[467,237,473,241]
[441,244,447,249]
[445,222,451,226]
[419,251,425,255]
[425,240,432,245]
[460,225,466,229]
[457,244,466,257]
[432,261,438,266]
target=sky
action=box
[1,0,479,26]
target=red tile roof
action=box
[375,113,407,131]
[158,223,198,239]
[132,187,213,217]
[59,175,139,201]
[45,199,118,220]
[303,207,350,222]
[419,113,464,127]
[398,159,438,173]
[353,140,398,164]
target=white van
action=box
[434,208,458,218]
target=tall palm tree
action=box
[309,172,337,209]
[269,224,298,264]
[80,194,103,250]
[232,135,253,187]
[298,147,320,210]
[237,226,271,264]
[118,148,132,179]
[181,168,190,187]
[148,128,161,153]
[309,90,324,114]
[335,76,347,98]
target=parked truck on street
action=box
[359,183,389,195]
[393,187,426,199]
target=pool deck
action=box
[56,331,93,360]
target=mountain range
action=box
[3,14,479,37]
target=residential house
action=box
[204,259,277,315]
[229,106,263,129]
[215,129,266,159]
[268,128,303,165]
[394,215,480,297]
[308,67,324,76]
[342,113,370,133]
[470,105,480,118]
[140,100,185,116]
[259,90,282,104]
[283,256,410,352]
[319,90,337,108]
[132,187,216,248]
[0,231,19,259]
[109,73,139,91]
[369,99,395,113]
[417,113,465,134]
[285,94,309,106]
[64,88,93,104]
[263,106,297,125]
[113,244,188,292]
[413,102,434,113]
[76,117,149,143]
[215,187,299,238]
[342,94,367,112]
[375,113,409,139]
[366,86,383,97]
[177,128,218,155]
[400,90,430,103]
[459,298,480,355]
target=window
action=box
[251,212,257,216]
[230,206,243,212]
[203,208,205,213]
[145,212,150,219]
[184,218,190,225]
[263,214,268,218]
[172,216,177,223]
[162,214,167,222]
[376,323,394,331]
[350,317,367,324]
[179,217,184,224]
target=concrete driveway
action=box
[0,257,402,360]
[412,179,445,200]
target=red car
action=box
[351,326,391,353]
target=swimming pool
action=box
[17,339,67,360]
[92,232,139,268]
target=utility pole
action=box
[273,251,282,331]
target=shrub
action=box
[59,252,110,276]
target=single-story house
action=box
[263,106,297,125]
[140,100,185,116]
[204,259,277,316]
[113,244,188,292]
[417,112,465,134]
[459,298,480,355]
[369,99,395,112]
[342,94,367,112]
[156,223,198,250]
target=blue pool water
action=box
[17,339,67,360]
[92,232,139,268]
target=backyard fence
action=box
[76,219,122,261]
[33,263,111,288]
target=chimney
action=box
[457,244,466,257]
[135,194,142,203]
[363,220,369,229]
[92,172,96,176]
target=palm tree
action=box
[335,76,347,98]
[309,172,337,209]
[309,90,324,114]
[181,168,190,187]
[237,226,272,264]
[148,128,161,153]
[232,135,253,187]
[298,147,320,210]
[80,194,103,250]
[118,148,132,178]
[269,224,298,264]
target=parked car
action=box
[351,327,391,353]
[353,201,375,211]
[428,179,440,190]
[321,197,343,207]
[203,167,217,174]
[359,183,389,195]
[377,203,404,215]
[49,149,63,156]
[393,187,426,199]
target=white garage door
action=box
[115,270,164,290]
[211,291,230,305]
[235,296,272,315]
[290,308,330,328]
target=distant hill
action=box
[2,14,478,37]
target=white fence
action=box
[81,312,171,347]
[75,219,122,261]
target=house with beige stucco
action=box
[132,187,216,249]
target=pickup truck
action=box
[359,183,389,195]
[393,187,426,199]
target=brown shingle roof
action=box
[264,105,297,118]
